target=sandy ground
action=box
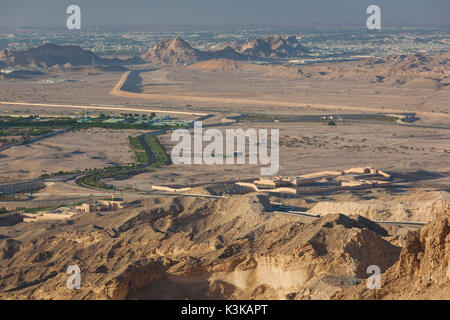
[0,70,207,117]
[0,59,448,199]
[0,128,141,179]
[106,121,450,192]
[0,59,448,300]
[110,61,450,123]
[1,60,449,123]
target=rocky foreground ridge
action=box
[1,193,447,300]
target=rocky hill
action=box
[0,36,311,69]
[294,51,449,88]
[308,191,450,222]
[0,192,448,300]
[139,35,310,66]
[0,194,404,300]
[233,35,310,59]
[140,37,206,66]
[139,37,246,66]
[0,43,126,68]
[333,207,449,299]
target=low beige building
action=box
[237,167,392,196]
[76,200,125,213]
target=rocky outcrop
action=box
[0,195,402,300]
[233,35,309,59]
[333,208,449,299]
[0,212,23,227]
[140,37,206,66]
[308,192,450,222]
[0,43,127,67]
[139,35,310,66]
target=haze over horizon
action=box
[0,0,449,29]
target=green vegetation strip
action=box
[135,151,149,163]
[34,131,172,190]
[145,135,172,166]
[78,166,148,190]
[79,135,171,189]
[0,115,189,132]
[79,172,109,189]
[0,127,53,136]
[129,136,149,163]
[23,207,52,213]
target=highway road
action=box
[0,101,208,116]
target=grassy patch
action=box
[128,136,149,163]
[79,173,109,189]
[78,165,149,190]
[135,151,149,163]
[129,136,144,151]
[80,135,170,190]
[23,207,52,213]
[0,127,53,137]
[145,135,171,166]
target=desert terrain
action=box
[0,128,140,180]
[114,54,450,124]
[0,35,448,300]
[0,193,448,300]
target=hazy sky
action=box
[0,0,449,28]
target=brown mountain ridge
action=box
[0,43,128,68]
[0,35,310,68]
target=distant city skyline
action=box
[0,0,449,29]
